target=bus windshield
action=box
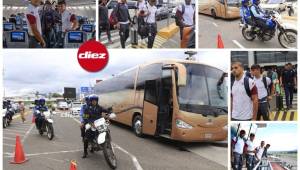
[178,64,228,116]
[226,0,240,6]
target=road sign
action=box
[80,87,89,93]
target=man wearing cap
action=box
[232,130,246,170]
[251,64,274,120]
[25,0,46,48]
[246,133,256,170]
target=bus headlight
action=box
[176,119,192,129]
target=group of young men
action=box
[231,61,297,121]
[232,130,271,170]
[25,0,78,48]
[99,0,195,48]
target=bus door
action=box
[142,80,159,135]
[217,0,226,17]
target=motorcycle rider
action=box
[250,0,270,38]
[82,95,109,158]
[34,99,48,131]
[80,96,90,142]
[240,0,252,25]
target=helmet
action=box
[39,98,46,105]
[252,0,260,5]
[89,95,99,102]
[241,0,250,6]
[34,99,39,105]
[266,18,276,29]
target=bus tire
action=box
[132,115,143,137]
[211,9,217,19]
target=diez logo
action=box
[78,51,107,59]
[77,40,109,72]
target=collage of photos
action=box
[0,0,299,170]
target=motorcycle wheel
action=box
[103,134,117,169]
[3,117,8,128]
[46,123,54,140]
[278,29,297,49]
[242,27,256,41]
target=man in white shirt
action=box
[176,0,195,40]
[25,0,46,48]
[251,64,274,120]
[231,62,258,121]
[246,133,256,170]
[232,130,246,170]
[256,141,265,161]
[143,0,157,48]
[57,0,79,47]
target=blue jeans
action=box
[233,152,243,170]
[246,154,256,170]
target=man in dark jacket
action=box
[99,0,112,44]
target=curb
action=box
[157,23,179,39]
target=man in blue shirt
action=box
[240,0,252,25]
[250,0,269,36]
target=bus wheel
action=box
[211,9,217,19]
[133,115,143,137]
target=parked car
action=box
[70,102,82,115]
[260,0,288,12]
[156,4,169,20]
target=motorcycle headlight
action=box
[176,119,192,129]
[97,124,107,132]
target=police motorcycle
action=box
[35,109,55,140]
[240,10,297,48]
[85,109,117,169]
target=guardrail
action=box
[253,158,273,170]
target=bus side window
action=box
[218,0,225,4]
[144,80,158,105]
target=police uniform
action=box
[232,137,245,170]
[25,3,42,48]
[35,105,48,129]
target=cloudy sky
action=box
[3,50,229,97]
[233,123,297,152]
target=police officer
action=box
[142,0,157,48]
[240,0,252,25]
[25,0,46,48]
[246,133,256,170]
[57,0,79,47]
[250,0,269,37]
[82,95,109,158]
[280,63,297,110]
[114,0,132,48]
[232,130,246,170]
[35,99,48,131]
[80,96,90,142]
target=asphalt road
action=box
[100,18,180,49]
[198,14,297,49]
[3,111,228,170]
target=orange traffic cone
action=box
[32,115,35,123]
[10,135,28,164]
[70,160,77,170]
[217,34,224,48]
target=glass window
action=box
[136,63,162,90]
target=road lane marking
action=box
[232,40,245,48]
[71,117,144,170]
[3,137,15,140]
[4,149,83,158]
[4,129,28,133]
[22,124,35,143]
[3,143,15,147]
[212,22,218,27]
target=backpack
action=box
[231,76,252,98]
[110,3,120,26]
[175,4,185,27]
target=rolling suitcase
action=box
[130,26,138,46]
